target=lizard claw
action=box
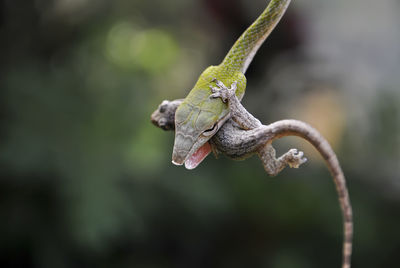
[209,79,237,103]
[286,148,307,168]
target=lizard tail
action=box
[268,119,353,268]
[221,0,291,74]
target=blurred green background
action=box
[1,0,399,267]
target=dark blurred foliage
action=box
[1,0,400,267]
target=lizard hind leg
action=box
[258,143,307,176]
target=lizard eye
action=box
[203,123,218,136]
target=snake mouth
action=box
[171,141,212,169]
[184,141,212,169]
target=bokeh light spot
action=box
[106,22,178,73]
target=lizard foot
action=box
[284,149,307,168]
[209,78,237,103]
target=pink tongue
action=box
[185,142,212,170]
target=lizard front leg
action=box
[210,79,262,130]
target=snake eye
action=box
[203,123,218,136]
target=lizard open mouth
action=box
[184,142,212,170]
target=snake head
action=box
[172,98,230,169]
